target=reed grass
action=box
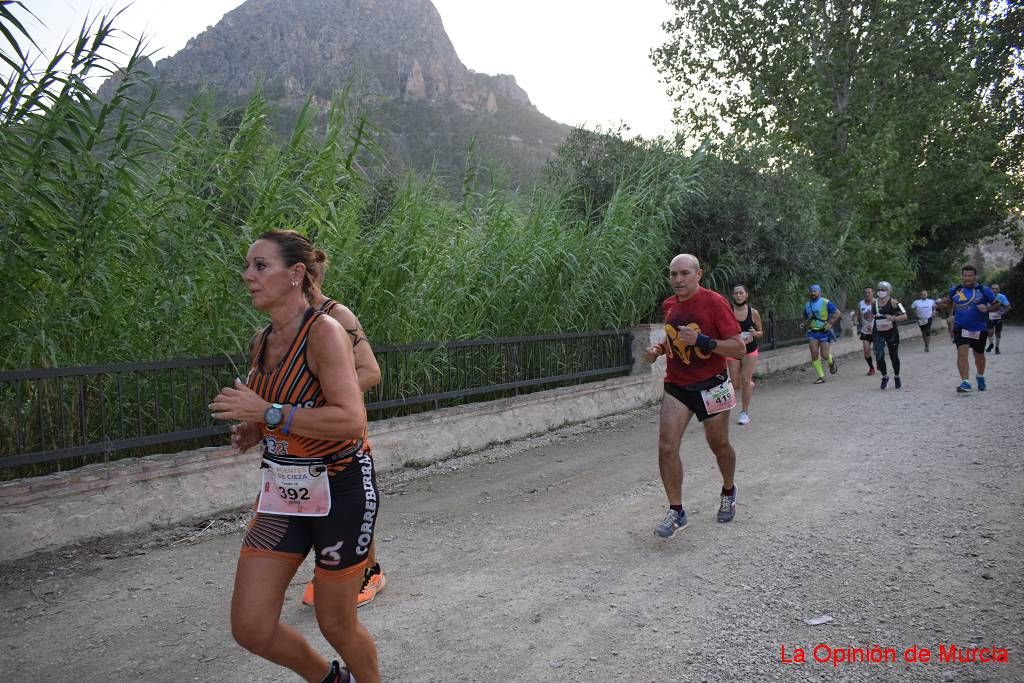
[0,5,693,373]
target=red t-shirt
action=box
[661,288,741,386]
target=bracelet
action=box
[281,405,299,435]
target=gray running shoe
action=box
[717,486,737,523]
[653,509,688,538]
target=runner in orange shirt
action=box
[212,229,379,683]
[301,269,386,610]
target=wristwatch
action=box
[264,403,284,430]
[705,338,718,351]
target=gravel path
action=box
[1,330,1021,682]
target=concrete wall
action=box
[0,322,935,562]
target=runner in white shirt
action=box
[854,287,876,374]
[910,290,937,352]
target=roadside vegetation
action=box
[2,1,1020,372]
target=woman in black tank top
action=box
[871,280,908,390]
[727,284,763,425]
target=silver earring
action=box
[291,281,297,287]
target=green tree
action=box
[652,0,1022,290]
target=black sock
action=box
[865,356,873,369]
[721,486,735,496]
[669,504,683,512]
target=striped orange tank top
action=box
[247,308,364,464]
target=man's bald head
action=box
[670,254,700,271]
[667,253,703,301]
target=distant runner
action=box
[855,286,877,375]
[872,281,908,390]
[727,283,763,425]
[802,284,841,384]
[910,290,937,352]
[947,265,998,393]
[985,284,1011,354]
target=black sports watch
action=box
[705,337,717,351]
[264,403,284,430]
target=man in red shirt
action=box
[643,254,746,538]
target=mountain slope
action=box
[126,0,569,188]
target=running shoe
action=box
[894,377,902,390]
[986,342,994,352]
[880,376,889,390]
[321,660,352,683]
[302,580,315,606]
[977,376,987,391]
[828,357,838,374]
[995,348,1000,355]
[357,564,386,608]
[867,367,875,376]
[737,411,750,425]
[924,345,930,352]
[814,377,826,384]
[654,509,688,539]
[717,486,737,523]
[956,380,972,393]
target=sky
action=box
[21,0,680,138]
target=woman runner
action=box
[726,284,763,425]
[211,229,380,683]
[872,280,908,390]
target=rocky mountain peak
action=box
[152,0,533,115]
[100,0,569,189]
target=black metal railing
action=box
[763,312,841,349]
[0,330,632,477]
[764,312,925,349]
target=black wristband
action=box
[696,334,716,352]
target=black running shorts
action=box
[953,327,988,355]
[241,449,379,580]
[663,374,730,423]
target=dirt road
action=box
[1,331,1022,682]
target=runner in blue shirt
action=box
[946,265,999,392]
[985,283,1011,354]
[801,284,841,384]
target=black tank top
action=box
[873,299,903,337]
[736,304,758,353]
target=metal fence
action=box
[0,330,632,477]
[764,312,926,349]
[763,312,844,349]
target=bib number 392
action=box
[258,460,331,517]
[701,379,737,415]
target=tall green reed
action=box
[1,3,698,373]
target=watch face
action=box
[265,404,284,427]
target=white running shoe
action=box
[737,411,750,425]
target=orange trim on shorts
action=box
[313,559,368,582]
[239,547,305,566]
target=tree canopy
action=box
[652,0,1023,288]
